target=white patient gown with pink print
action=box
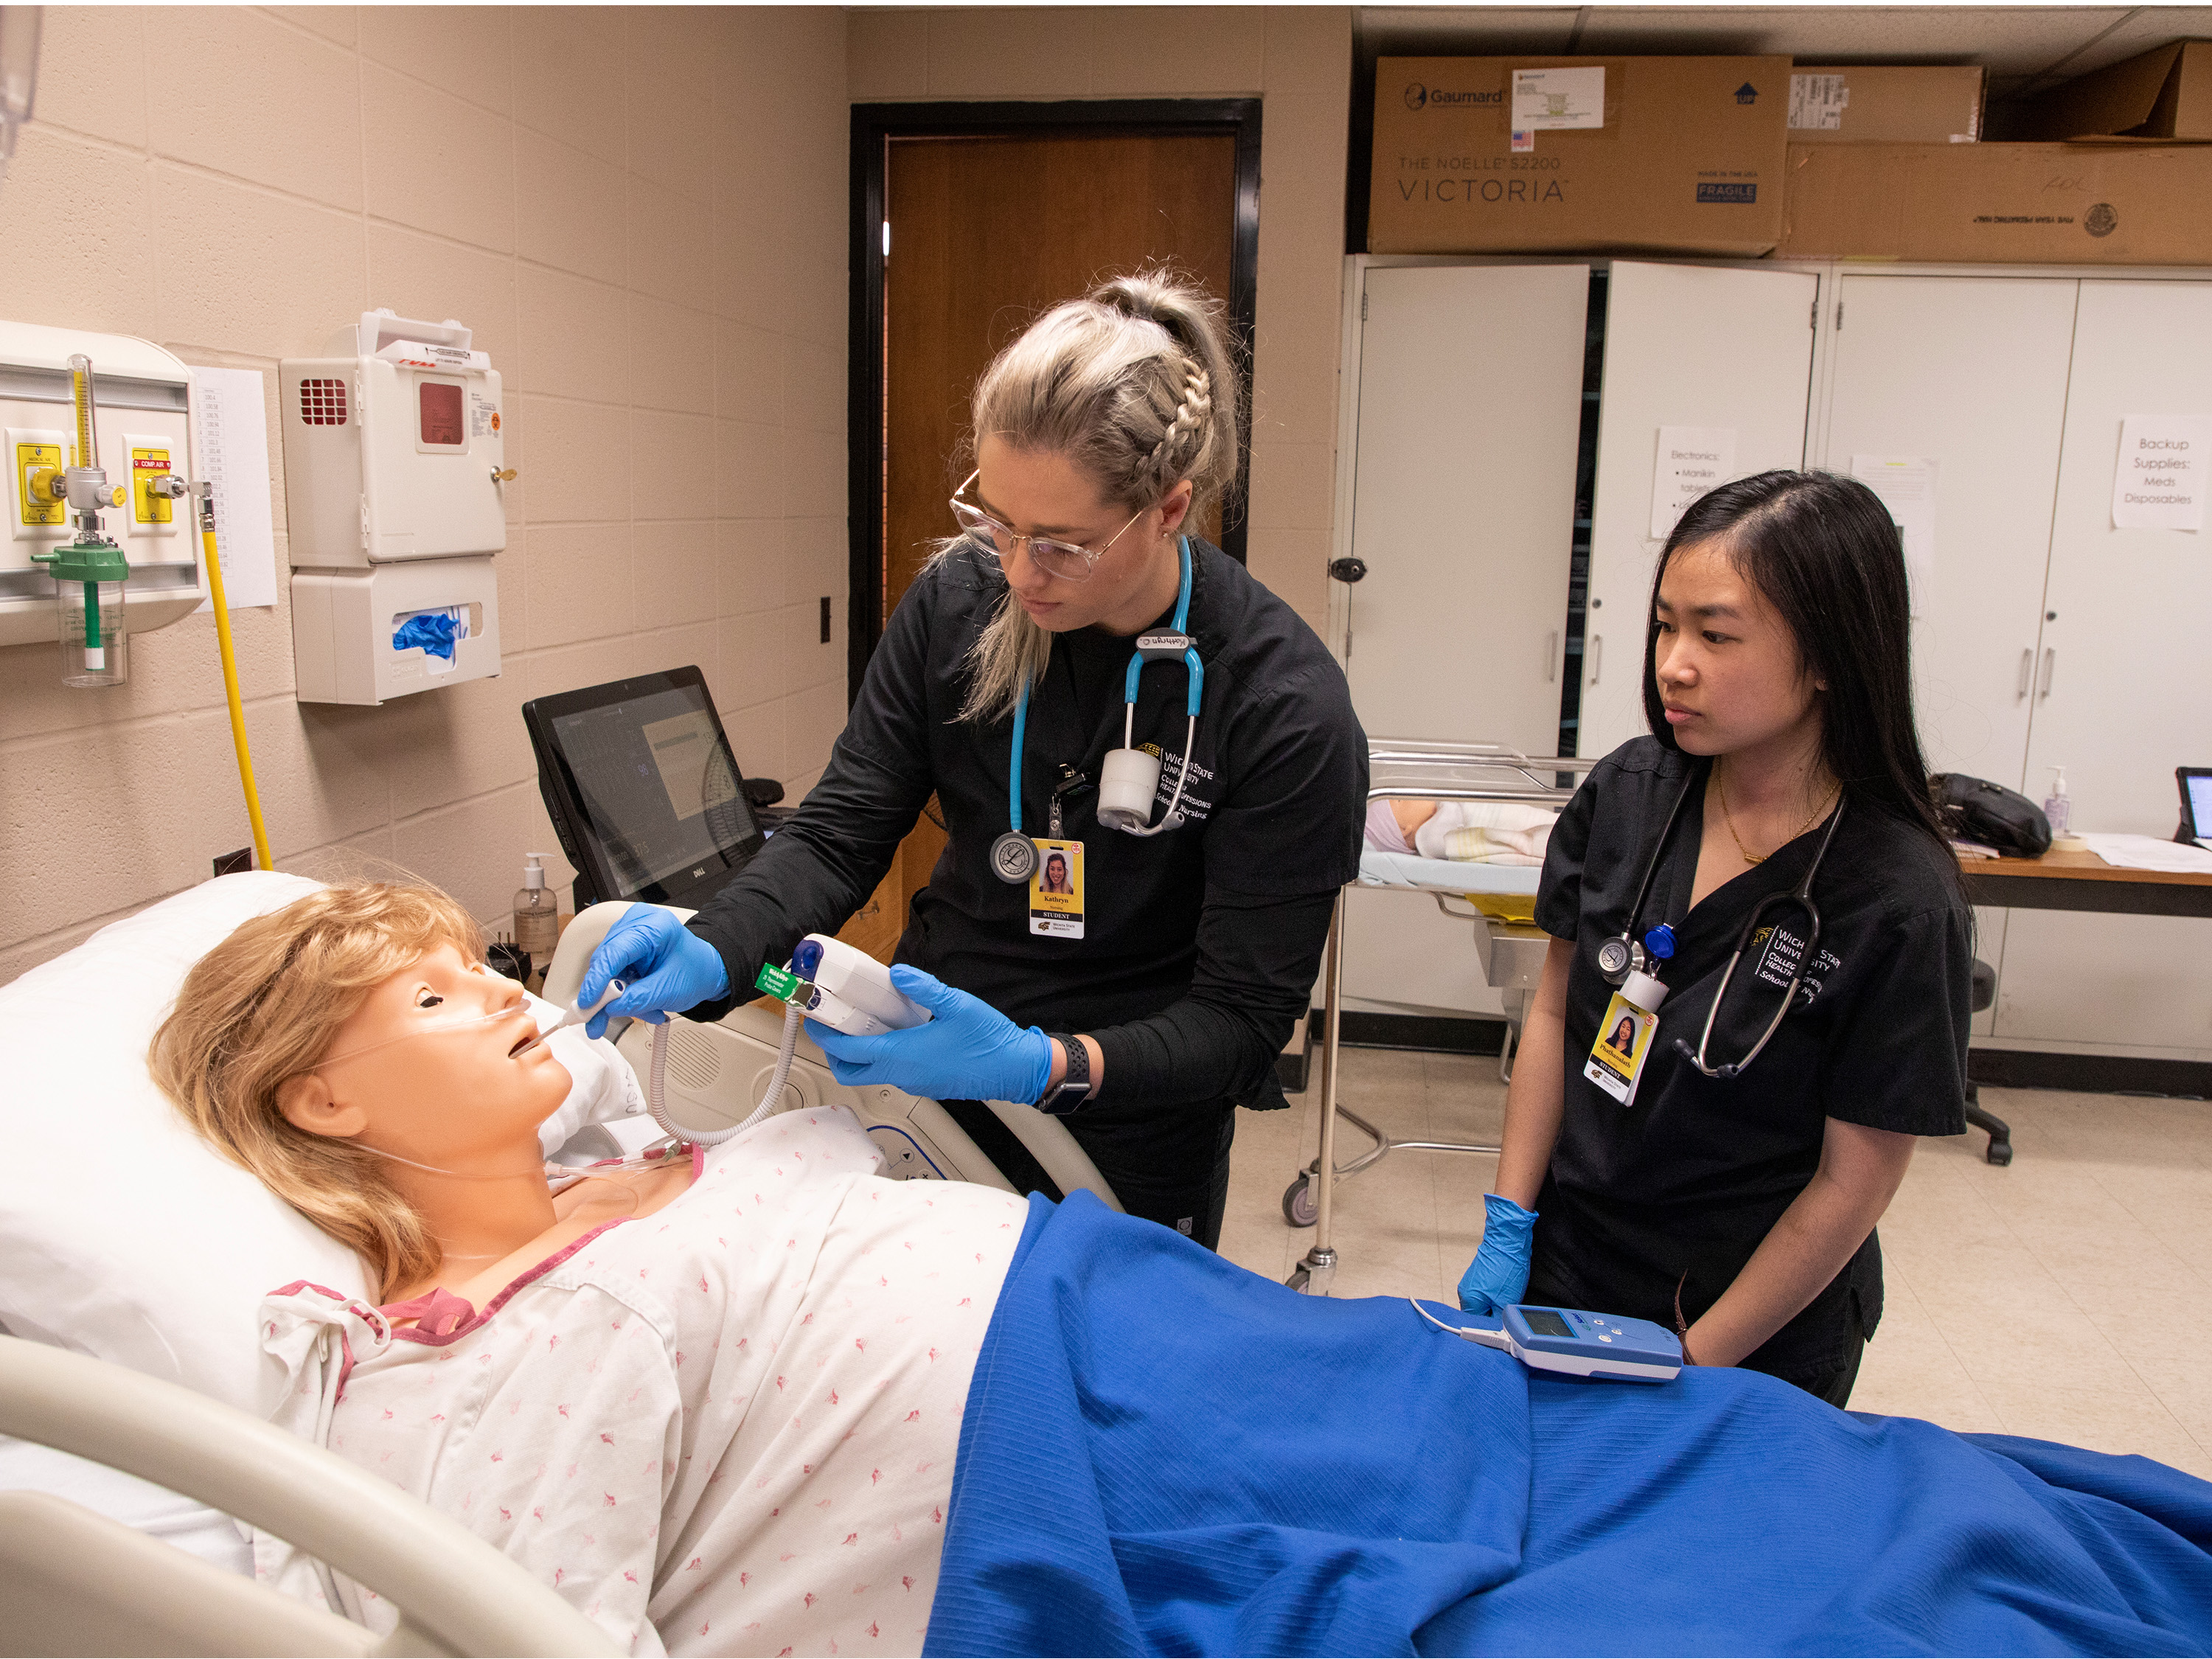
[259,1107,1026,1658]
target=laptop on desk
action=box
[2180,767,2212,852]
[524,666,767,914]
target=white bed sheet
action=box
[1357,849,1544,897]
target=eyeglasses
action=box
[949,470,1150,583]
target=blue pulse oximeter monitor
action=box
[1416,1301,1683,1382]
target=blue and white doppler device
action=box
[1413,1301,1683,1382]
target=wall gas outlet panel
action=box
[0,320,202,650]
[279,309,507,705]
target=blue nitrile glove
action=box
[807,964,1054,1106]
[1457,1192,1539,1315]
[578,906,730,1039]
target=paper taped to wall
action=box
[2112,414,2208,532]
[190,366,278,611]
[1850,454,1939,611]
[1650,426,1738,540]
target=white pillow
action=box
[0,872,641,1419]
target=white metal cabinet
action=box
[1997,280,2212,1057]
[1340,264,1588,754]
[1578,261,1820,759]
[1818,275,2081,788]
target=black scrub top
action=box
[1531,737,1970,1378]
[684,536,1368,1124]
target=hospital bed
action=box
[0,872,1112,1655]
[1285,741,1597,1295]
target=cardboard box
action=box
[2025,40,2212,142]
[1370,55,1790,256]
[1788,65,1985,143]
[1779,142,2212,264]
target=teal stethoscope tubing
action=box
[1007,535,1204,838]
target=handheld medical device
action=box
[1412,1301,1683,1383]
[776,934,931,1037]
[991,535,1206,884]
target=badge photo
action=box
[1028,839,1085,939]
[1585,989,1659,1106]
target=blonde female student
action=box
[575,270,1367,1248]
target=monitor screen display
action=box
[2188,772,2212,835]
[1521,1309,1575,1340]
[549,682,758,895]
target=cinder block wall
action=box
[0,5,851,977]
[848,5,1354,635]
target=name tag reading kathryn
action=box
[1585,990,1660,1106]
[1028,838,1085,939]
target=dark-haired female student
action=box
[1455,470,1971,1407]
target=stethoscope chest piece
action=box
[990,830,1039,886]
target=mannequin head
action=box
[152,884,569,1295]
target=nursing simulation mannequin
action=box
[150,885,2212,1659]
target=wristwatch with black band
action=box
[1037,1033,1092,1113]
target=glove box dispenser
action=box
[279,309,508,705]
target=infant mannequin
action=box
[277,944,689,1307]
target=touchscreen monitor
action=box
[524,667,764,911]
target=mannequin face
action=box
[278,942,569,1167]
[1652,538,1826,762]
[974,434,1193,636]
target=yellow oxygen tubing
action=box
[194,484,272,872]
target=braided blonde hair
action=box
[942,268,1244,723]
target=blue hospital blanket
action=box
[925,1193,2212,1657]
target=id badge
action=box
[1028,838,1085,939]
[1584,990,1660,1107]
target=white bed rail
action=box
[0,1335,619,1658]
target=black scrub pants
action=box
[942,1099,1237,1251]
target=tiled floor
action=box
[1220,1045,2212,1481]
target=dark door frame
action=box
[847,97,1264,702]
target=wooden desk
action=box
[1957,849,2212,919]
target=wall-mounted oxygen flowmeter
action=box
[279,310,510,705]
[0,320,204,684]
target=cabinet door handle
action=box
[1545,630,1559,684]
[1587,633,1602,686]
[2017,648,2032,698]
[2038,647,2056,698]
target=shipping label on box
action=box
[1788,66,1985,143]
[1372,56,1790,257]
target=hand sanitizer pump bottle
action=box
[2043,767,2071,838]
[513,853,560,984]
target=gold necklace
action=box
[1716,757,1839,865]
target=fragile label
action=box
[1511,66,1605,131]
[1789,73,1848,131]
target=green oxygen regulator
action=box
[27,353,131,687]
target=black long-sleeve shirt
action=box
[684,536,1367,1119]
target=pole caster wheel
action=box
[1986,1139,2013,1166]
[1281,1174,1318,1228]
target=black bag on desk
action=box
[1933,773,2052,857]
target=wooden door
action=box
[869,128,1242,956]
[882,131,1239,621]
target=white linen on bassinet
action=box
[1357,849,1545,897]
[1412,801,1558,866]
[260,1106,1027,1658]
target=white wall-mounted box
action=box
[278,310,507,706]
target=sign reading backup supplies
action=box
[1371,55,1790,257]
